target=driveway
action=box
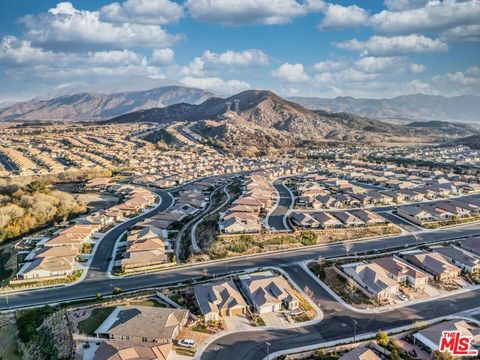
[261,312,290,328]
[223,315,252,331]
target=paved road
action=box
[376,211,422,233]
[86,188,174,281]
[2,221,480,311]
[200,264,480,360]
[268,179,294,231]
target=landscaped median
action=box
[193,225,400,260]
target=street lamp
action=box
[266,342,271,360]
[352,319,358,342]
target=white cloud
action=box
[371,0,480,35]
[100,0,184,25]
[440,24,480,42]
[354,56,425,74]
[336,34,448,56]
[20,2,181,50]
[272,63,310,83]
[202,49,269,66]
[180,57,206,77]
[318,4,369,29]
[150,48,175,65]
[180,76,250,94]
[185,0,325,25]
[0,36,55,65]
[433,67,480,86]
[383,0,428,11]
[312,59,348,72]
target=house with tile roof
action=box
[194,280,247,321]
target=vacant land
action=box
[309,263,380,308]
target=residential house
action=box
[221,212,262,234]
[311,212,343,228]
[339,345,382,360]
[95,306,189,344]
[341,262,399,301]
[290,212,320,229]
[432,245,480,274]
[350,210,387,226]
[334,212,365,227]
[461,236,480,256]
[397,205,435,225]
[194,280,248,321]
[403,251,462,283]
[372,256,431,289]
[93,342,172,360]
[240,271,300,313]
[16,255,75,280]
[413,320,480,354]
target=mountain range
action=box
[0,86,213,121]
[289,94,480,123]
[107,90,479,154]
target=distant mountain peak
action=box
[0,86,214,121]
[289,93,480,123]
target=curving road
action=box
[1,221,480,311]
[267,179,294,231]
[199,263,480,360]
[86,188,174,281]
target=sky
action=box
[0,0,479,102]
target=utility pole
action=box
[353,319,358,342]
[266,342,271,360]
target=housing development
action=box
[1,1,480,360]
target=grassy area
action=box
[77,307,114,335]
[0,244,17,287]
[0,317,20,360]
[175,347,196,357]
[16,306,55,342]
[253,316,266,327]
[293,313,310,323]
[130,299,165,307]
[191,323,210,333]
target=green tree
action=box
[26,180,46,193]
[389,349,400,360]
[376,331,389,347]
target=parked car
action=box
[178,339,196,348]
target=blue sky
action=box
[0,0,479,101]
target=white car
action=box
[178,339,196,348]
